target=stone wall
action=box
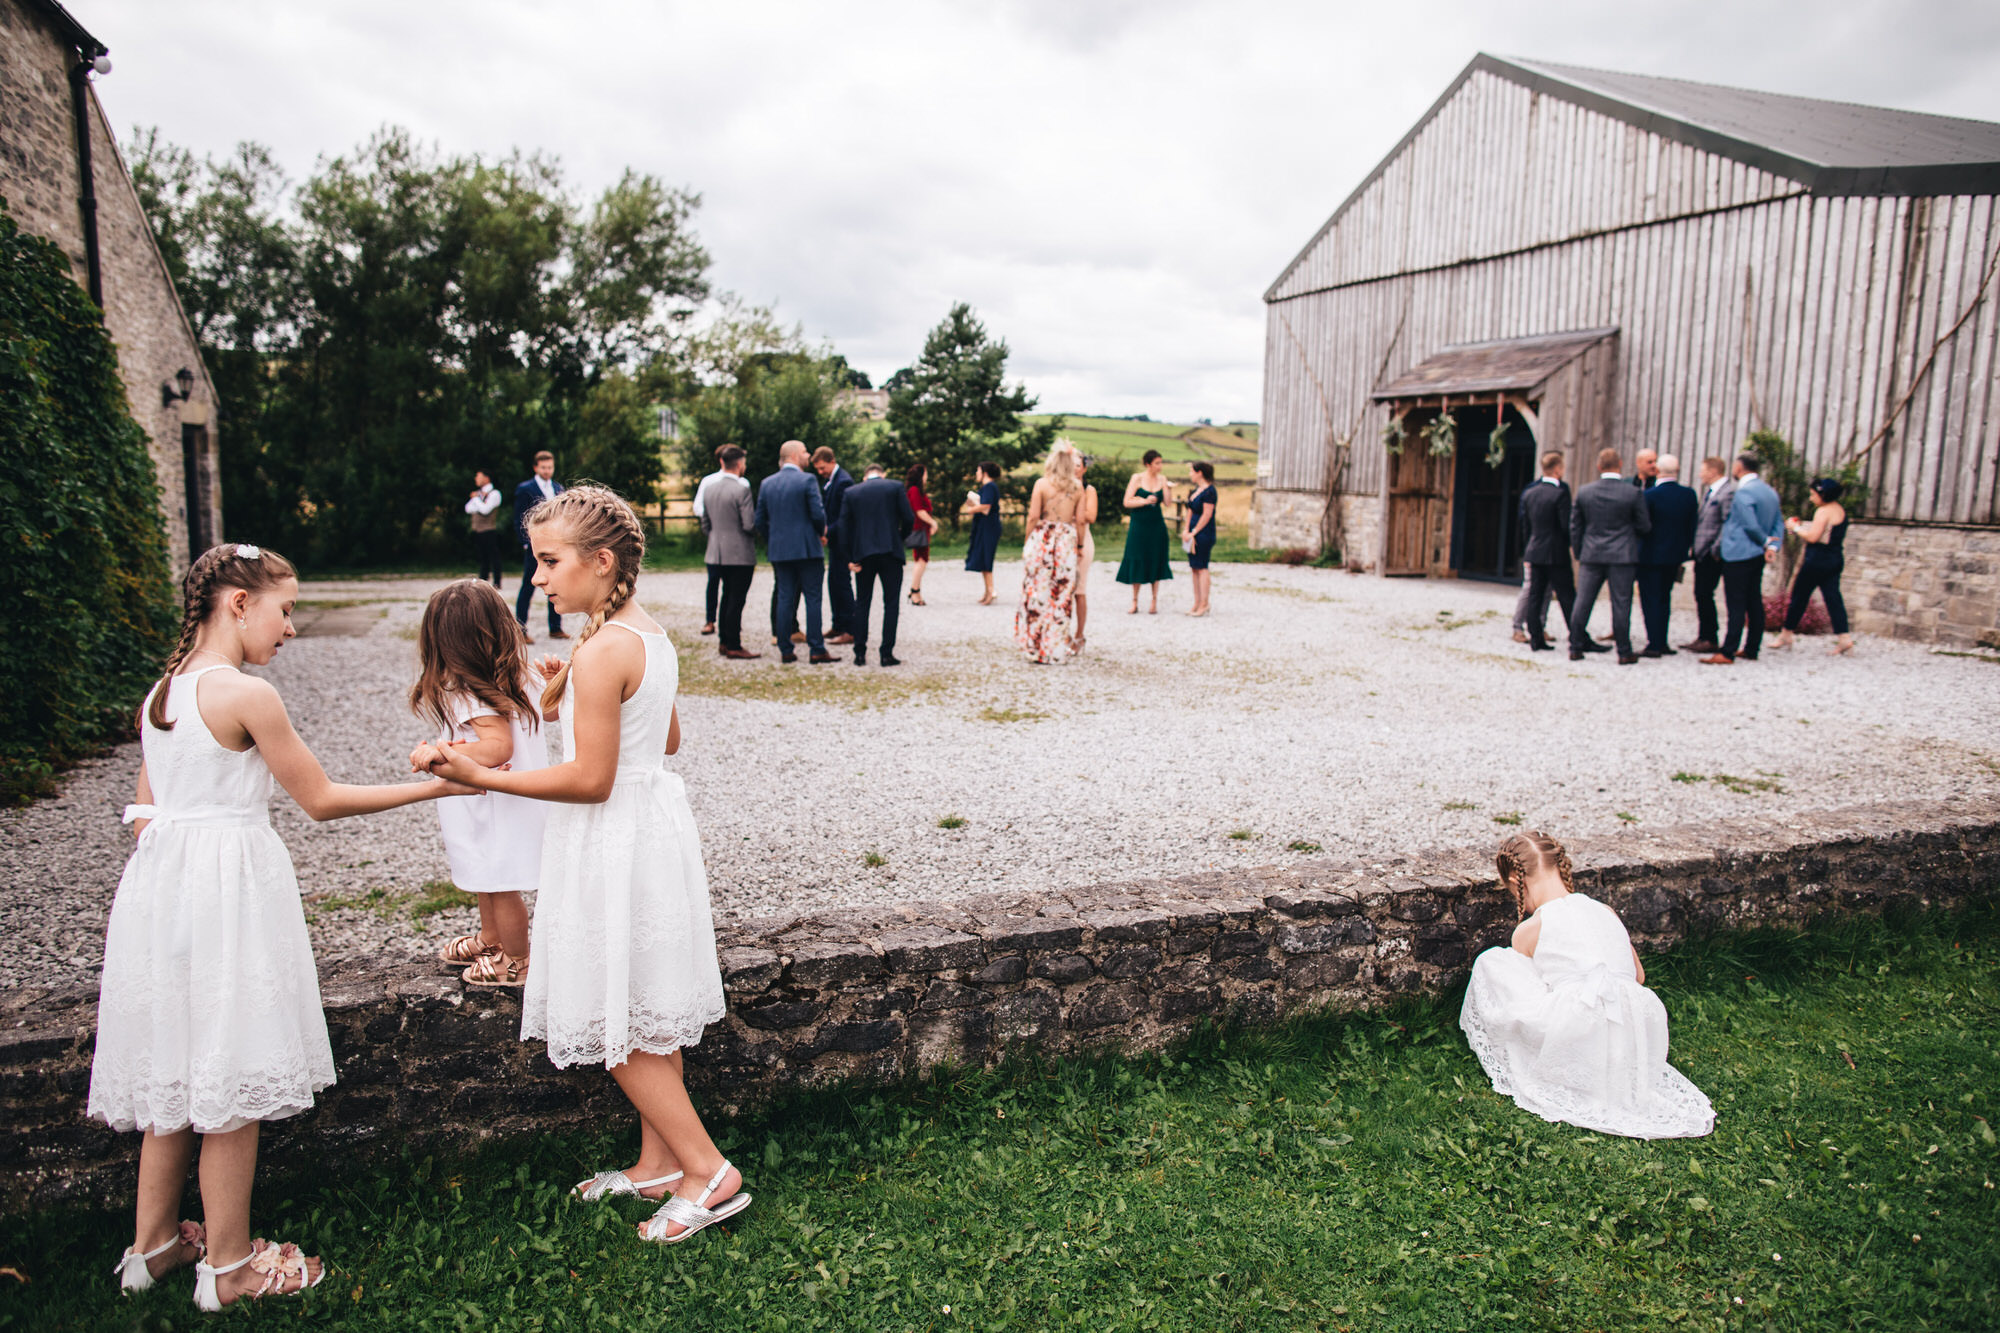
[5,798,1994,1209]
[0,0,221,570]
[1842,522,2000,647]
[1250,489,1380,570]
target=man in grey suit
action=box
[698,445,759,659]
[1682,456,1736,653]
[1569,447,1652,664]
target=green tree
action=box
[1744,428,1868,587]
[682,354,861,484]
[573,371,668,505]
[877,303,1056,529]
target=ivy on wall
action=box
[0,198,176,802]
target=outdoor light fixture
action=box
[162,366,194,408]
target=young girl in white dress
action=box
[410,579,550,988]
[416,487,743,1243]
[1459,831,1715,1140]
[90,543,470,1310]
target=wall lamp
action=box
[162,366,194,408]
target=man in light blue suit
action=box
[754,439,832,664]
[1702,452,1783,664]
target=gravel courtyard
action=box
[8,562,1998,990]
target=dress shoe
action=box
[1617,653,1640,665]
[791,632,808,644]
[852,651,867,666]
[1681,639,1717,653]
[1578,640,1611,654]
[1699,653,1732,665]
[779,653,798,664]
[1511,630,1529,643]
[547,628,571,640]
[1640,646,1672,658]
[699,623,715,636]
[1570,649,1586,661]
[809,652,836,664]
[721,648,760,660]
[1738,652,1758,662]
[878,653,901,666]
[1530,639,1554,651]
[827,632,854,645]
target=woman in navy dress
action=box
[1775,477,1854,655]
[1182,461,1218,617]
[964,462,1003,605]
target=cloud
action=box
[80,0,2000,422]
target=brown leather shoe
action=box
[1617,653,1640,665]
[808,652,836,664]
[1681,639,1717,653]
[827,633,854,645]
[721,648,760,659]
[1700,653,1732,665]
[547,629,572,640]
[1511,630,1529,643]
[699,623,716,636]
[791,632,808,644]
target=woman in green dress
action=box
[1115,449,1175,613]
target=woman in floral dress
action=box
[1014,440,1085,664]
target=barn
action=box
[1253,54,2000,646]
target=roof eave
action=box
[26,0,107,57]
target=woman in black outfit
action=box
[1775,477,1853,655]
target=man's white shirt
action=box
[465,484,502,516]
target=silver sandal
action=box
[638,1160,751,1244]
[114,1222,204,1293]
[193,1239,325,1312]
[573,1168,683,1202]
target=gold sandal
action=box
[463,950,528,989]
[438,932,496,967]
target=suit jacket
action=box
[1517,478,1572,565]
[513,476,564,544]
[838,476,916,563]
[754,465,826,563]
[1692,476,1737,561]
[1570,475,1652,564]
[697,473,756,566]
[1718,475,1782,562]
[819,466,854,550]
[1638,479,1698,566]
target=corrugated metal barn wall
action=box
[1262,72,2000,526]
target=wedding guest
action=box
[1568,448,1649,663]
[1072,451,1098,653]
[1682,456,1735,653]
[1636,454,1698,657]
[905,464,939,606]
[841,463,916,666]
[699,446,759,659]
[1628,448,1659,489]
[964,461,1003,605]
[94,543,467,1308]
[1701,453,1782,665]
[1182,460,1217,617]
[419,488,746,1243]
[1775,477,1854,656]
[754,441,833,664]
[1459,831,1714,1139]
[1015,439,1085,664]
[466,470,504,589]
[513,452,568,641]
[1116,449,1174,614]
[1520,451,1577,652]
[813,446,856,644]
[691,446,743,636]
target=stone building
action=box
[0,0,220,571]
[1256,55,2000,645]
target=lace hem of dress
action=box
[85,1074,333,1135]
[521,1000,727,1070]
[1460,1010,1715,1140]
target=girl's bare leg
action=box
[483,891,530,960]
[608,1051,740,1238]
[200,1122,324,1304]
[623,1111,684,1199]
[133,1127,200,1274]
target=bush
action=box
[0,200,177,801]
[1766,590,1831,634]
[1273,546,1313,565]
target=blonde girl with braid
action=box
[415,486,744,1244]
[89,543,474,1310]
[1458,830,1715,1139]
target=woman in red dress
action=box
[905,464,940,606]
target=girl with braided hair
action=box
[415,485,743,1244]
[91,543,475,1309]
[1458,830,1715,1139]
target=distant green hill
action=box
[1022,415,1260,482]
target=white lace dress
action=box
[520,622,726,1068]
[87,667,335,1134]
[1459,893,1714,1139]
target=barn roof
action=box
[1268,53,2000,301]
[1371,328,1618,402]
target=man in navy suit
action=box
[813,447,856,644]
[755,440,833,664]
[513,450,567,639]
[838,463,916,666]
[1636,454,1699,657]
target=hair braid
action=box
[1494,829,1573,920]
[145,543,299,730]
[528,485,649,713]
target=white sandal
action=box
[572,1168,683,1201]
[638,1160,751,1244]
[193,1239,325,1312]
[114,1221,204,1293]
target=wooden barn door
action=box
[1384,416,1452,576]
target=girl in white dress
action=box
[409,580,550,988]
[90,543,470,1310]
[1459,831,1715,1140]
[417,487,744,1244]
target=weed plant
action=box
[5,908,1994,1331]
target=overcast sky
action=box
[80,0,2000,423]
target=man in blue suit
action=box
[513,450,567,639]
[1636,454,1698,657]
[755,440,833,664]
[1702,452,1784,665]
[813,446,856,644]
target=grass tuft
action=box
[1227,829,1255,841]
[1491,811,1523,826]
[862,851,886,868]
[1286,839,1322,853]
[936,814,966,830]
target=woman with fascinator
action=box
[1458,831,1714,1139]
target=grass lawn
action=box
[6,908,1995,1331]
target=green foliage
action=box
[8,908,1994,1329]
[0,199,176,802]
[681,353,862,485]
[877,303,1057,530]
[573,371,669,507]
[1744,428,1871,588]
[1079,456,1127,528]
